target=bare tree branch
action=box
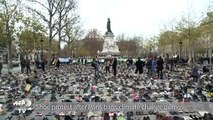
[26,7,48,23]
[34,0,49,11]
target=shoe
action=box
[169,111,178,115]
[35,112,43,116]
[127,117,131,120]
[45,112,54,116]
[6,116,13,120]
[146,116,150,120]
[62,99,72,102]
[130,111,133,116]
[209,113,213,119]
[11,110,20,116]
[24,110,33,116]
[43,117,49,120]
[6,103,14,112]
[136,111,140,115]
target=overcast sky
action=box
[78,0,211,38]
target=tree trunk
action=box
[6,22,12,72]
[57,13,62,57]
[68,42,71,56]
[48,17,52,66]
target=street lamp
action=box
[179,39,183,60]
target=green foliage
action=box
[18,16,45,55]
[0,0,22,69]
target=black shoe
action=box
[24,110,33,116]
[62,99,72,102]
[143,117,147,120]
[130,111,134,116]
[127,112,130,116]
[146,116,150,120]
[207,113,213,119]
[127,117,131,120]
[136,111,140,116]
[43,117,49,120]
[193,115,198,120]
[11,110,20,116]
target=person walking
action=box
[156,56,164,79]
[112,58,117,77]
[135,57,145,80]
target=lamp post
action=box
[179,39,183,60]
[150,46,152,57]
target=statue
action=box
[106,18,112,35]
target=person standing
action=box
[0,58,2,75]
[128,58,134,72]
[26,57,31,74]
[105,60,111,74]
[165,54,170,71]
[192,64,199,83]
[112,58,117,77]
[20,58,26,73]
[55,58,60,70]
[170,57,174,71]
[146,57,152,78]
[40,57,46,71]
[156,56,164,79]
[135,57,145,80]
[129,58,133,67]
[92,58,100,81]
[151,57,157,77]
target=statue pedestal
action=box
[98,33,120,56]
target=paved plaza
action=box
[0,60,212,120]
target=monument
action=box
[98,18,120,56]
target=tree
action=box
[0,0,22,71]
[26,0,60,65]
[62,15,84,56]
[18,16,45,56]
[0,19,6,48]
[85,28,102,39]
[55,0,78,57]
[116,33,126,41]
[117,39,139,57]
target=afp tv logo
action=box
[13,99,32,113]
[13,99,32,107]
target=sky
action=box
[78,0,211,38]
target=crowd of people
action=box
[0,55,212,120]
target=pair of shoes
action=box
[43,117,49,120]
[169,111,179,115]
[189,115,199,119]
[127,111,133,116]
[135,111,143,115]
[143,116,150,120]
